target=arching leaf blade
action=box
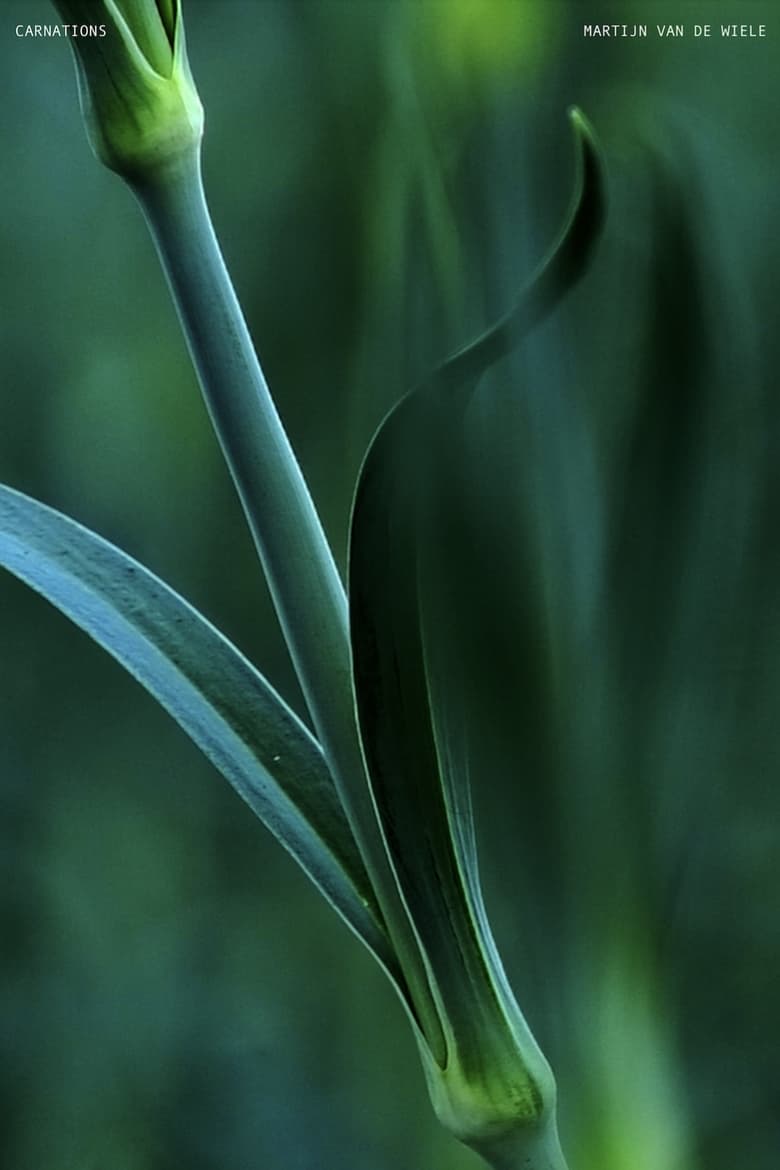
[347,108,608,1148]
[348,109,608,962]
[429,105,607,394]
[0,483,394,974]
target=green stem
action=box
[129,147,444,1056]
[132,149,351,758]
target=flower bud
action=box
[52,0,203,179]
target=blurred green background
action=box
[1,2,778,1168]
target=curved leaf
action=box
[0,483,395,974]
[427,106,606,395]
[347,110,607,1137]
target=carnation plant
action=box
[0,3,606,1167]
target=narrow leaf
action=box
[348,108,606,1024]
[428,106,606,395]
[0,484,395,974]
[348,110,607,1147]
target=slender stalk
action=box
[129,146,444,1057]
[132,150,352,763]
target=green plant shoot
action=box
[0,3,607,1166]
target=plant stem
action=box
[129,147,444,1054]
[132,150,352,755]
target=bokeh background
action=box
[1,2,778,1168]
